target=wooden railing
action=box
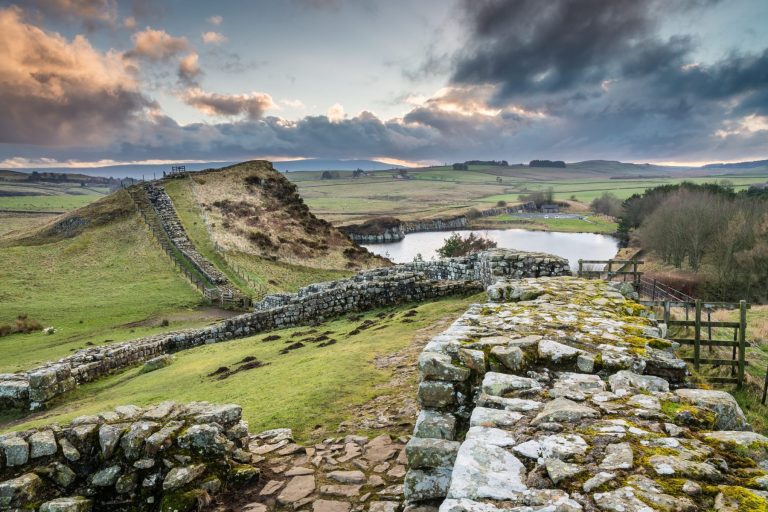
[577,259,643,285]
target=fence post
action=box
[607,260,613,278]
[652,279,657,301]
[694,299,702,372]
[632,260,639,285]
[663,301,670,326]
[578,259,583,277]
[738,299,747,390]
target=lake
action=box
[362,229,619,269]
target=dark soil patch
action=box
[261,335,281,342]
[403,309,418,318]
[280,342,304,354]
[317,340,337,348]
[239,356,257,364]
[291,329,317,338]
[208,366,230,377]
[347,314,363,322]
[347,329,361,337]
[302,334,330,343]
[355,320,376,331]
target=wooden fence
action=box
[577,259,643,285]
[641,299,749,388]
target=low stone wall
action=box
[0,250,568,412]
[254,249,570,311]
[345,217,468,244]
[404,276,768,511]
[0,402,259,511]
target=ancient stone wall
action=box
[404,276,768,511]
[0,402,259,511]
[0,250,568,412]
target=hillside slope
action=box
[165,160,388,271]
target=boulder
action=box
[481,372,540,396]
[419,353,470,382]
[531,397,599,425]
[405,438,461,469]
[29,430,57,458]
[0,473,43,508]
[676,389,749,431]
[414,410,456,440]
[0,436,29,466]
[608,370,669,393]
[39,496,92,512]
[403,467,452,501]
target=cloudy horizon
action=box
[1,0,767,169]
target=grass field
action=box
[0,294,481,441]
[0,182,110,212]
[291,167,768,226]
[0,214,203,373]
[471,214,618,234]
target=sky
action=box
[0,0,767,168]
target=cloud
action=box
[123,15,136,28]
[201,31,227,45]
[327,103,345,123]
[28,0,117,27]
[181,88,274,120]
[0,6,152,146]
[207,15,222,25]
[178,53,202,86]
[281,99,306,109]
[125,27,188,61]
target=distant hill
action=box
[5,162,236,180]
[272,159,404,172]
[703,159,768,169]
[566,160,683,172]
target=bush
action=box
[0,314,44,338]
[437,232,497,258]
[496,200,507,207]
[591,192,623,217]
[465,209,482,220]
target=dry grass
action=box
[0,314,43,337]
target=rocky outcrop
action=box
[405,276,768,512]
[0,402,259,511]
[0,249,568,412]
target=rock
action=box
[328,470,366,484]
[414,410,456,440]
[369,502,398,512]
[242,504,268,512]
[627,394,661,411]
[682,480,702,496]
[39,496,92,512]
[364,435,399,462]
[313,499,351,512]
[481,372,540,396]
[320,484,362,497]
[46,462,77,488]
[259,480,284,495]
[577,353,595,373]
[531,397,599,425]
[163,464,206,491]
[417,381,455,408]
[446,432,527,500]
[285,466,315,476]
[648,455,722,481]
[714,486,768,512]
[0,436,29,466]
[141,355,174,373]
[703,431,768,462]
[469,407,523,428]
[28,430,57,459]
[545,458,583,484]
[406,438,460,469]
[418,352,470,382]
[0,473,43,508]
[627,475,696,511]
[91,465,122,486]
[387,465,407,478]
[583,472,616,492]
[489,346,524,372]
[458,349,486,374]
[476,394,543,412]
[120,421,160,460]
[115,472,138,494]
[594,487,654,512]
[513,434,588,461]
[98,423,127,458]
[676,389,749,431]
[538,339,583,364]
[550,372,605,400]
[599,442,634,470]
[403,468,452,501]
[178,423,231,456]
[59,438,80,461]
[277,475,316,505]
[608,370,669,393]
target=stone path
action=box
[215,429,409,512]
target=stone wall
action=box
[344,217,469,244]
[0,402,259,511]
[404,276,768,511]
[0,249,568,412]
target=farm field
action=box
[291,166,768,226]
[0,294,481,442]
[471,213,618,234]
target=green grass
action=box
[0,214,202,373]
[0,294,481,441]
[0,192,108,212]
[474,214,618,234]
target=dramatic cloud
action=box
[0,6,152,145]
[181,88,274,120]
[178,52,202,85]
[326,103,345,123]
[201,31,227,45]
[29,0,117,27]
[126,27,188,61]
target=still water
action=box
[362,229,619,270]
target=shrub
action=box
[0,314,44,338]
[437,232,497,258]
[496,200,507,207]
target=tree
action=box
[590,192,623,217]
[437,232,497,258]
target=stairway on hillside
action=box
[126,183,247,307]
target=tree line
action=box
[616,182,768,301]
